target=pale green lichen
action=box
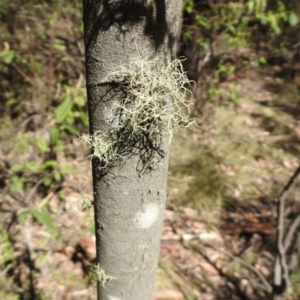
[79,131,122,168]
[87,263,116,287]
[71,188,93,212]
[107,56,195,135]
[80,55,195,172]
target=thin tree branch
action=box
[24,179,43,204]
[189,238,272,294]
[283,213,300,252]
[272,165,300,298]
[209,243,272,293]
[288,231,300,272]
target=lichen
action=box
[80,55,195,173]
[87,263,116,287]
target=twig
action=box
[272,165,300,298]
[197,51,212,74]
[24,179,43,204]
[188,239,256,299]
[187,237,272,295]
[283,213,300,252]
[288,231,300,272]
[12,62,31,82]
[205,241,272,293]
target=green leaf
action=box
[11,164,23,172]
[197,39,209,51]
[38,194,52,209]
[53,39,67,52]
[0,50,15,64]
[58,190,65,200]
[74,96,85,106]
[64,85,75,94]
[53,169,61,181]
[61,124,78,134]
[50,127,60,146]
[9,176,26,193]
[257,56,267,65]
[7,98,20,106]
[289,12,298,26]
[43,176,52,186]
[18,211,30,224]
[42,160,58,169]
[268,14,281,35]
[55,98,72,123]
[195,15,211,29]
[227,24,236,34]
[58,165,73,174]
[31,209,57,233]
[36,139,49,153]
[0,232,14,264]
[66,113,75,125]
[247,0,255,14]
[183,0,194,13]
[79,111,89,126]
[183,30,194,41]
[24,162,40,172]
[18,137,29,150]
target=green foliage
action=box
[9,175,27,194]
[247,0,298,34]
[7,84,87,193]
[31,209,58,234]
[0,49,15,64]
[186,0,298,42]
[49,86,89,166]
[183,0,194,14]
[10,156,73,190]
[54,86,89,133]
[184,0,299,105]
[19,196,59,235]
[0,0,88,195]
[55,98,72,123]
[0,232,14,265]
[0,0,91,297]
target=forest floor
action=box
[1,1,300,300]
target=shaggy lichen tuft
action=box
[80,56,195,172]
[87,263,116,287]
[107,56,195,136]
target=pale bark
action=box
[82,1,182,299]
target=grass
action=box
[169,131,227,215]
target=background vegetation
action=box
[1,0,300,299]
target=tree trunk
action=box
[82,1,182,299]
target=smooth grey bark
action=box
[82,1,182,299]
